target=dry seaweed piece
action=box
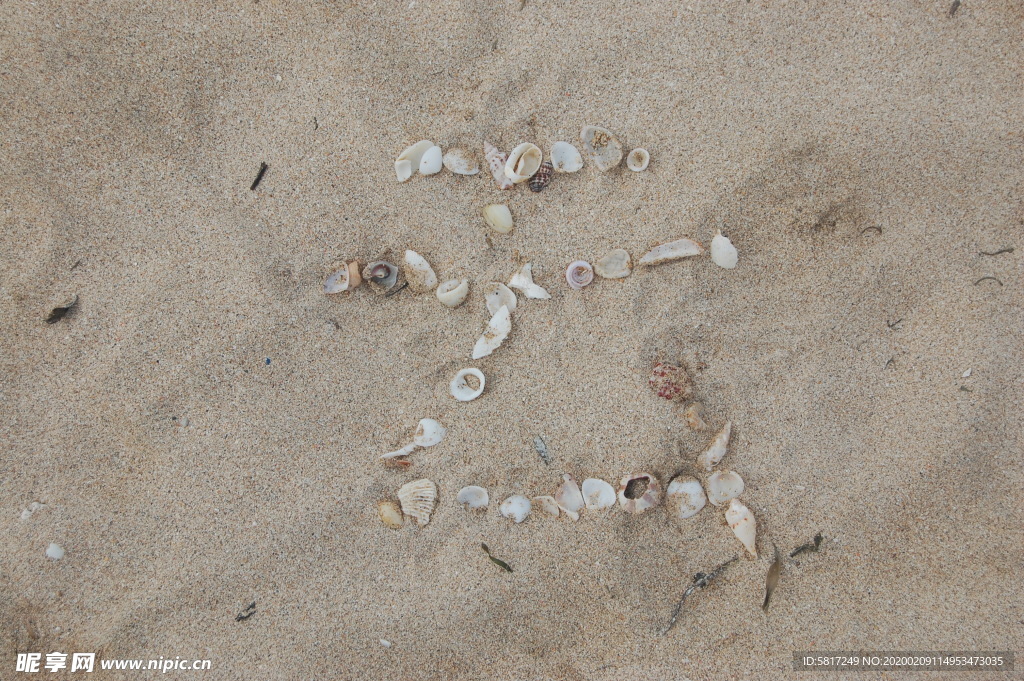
[534,436,551,465]
[45,295,78,324]
[790,533,823,558]
[762,546,782,611]
[235,601,256,622]
[250,162,268,190]
[662,556,737,635]
[481,543,513,573]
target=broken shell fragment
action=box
[580,125,623,171]
[529,161,553,192]
[582,478,616,511]
[565,261,594,290]
[450,368,485,401]
[380,442,418,460]
[707,469,745,507]
[442,148,480,175]
[509,263,551,300]
[403,250,438,293]
[711,230,739,269]
[484,141,514,190]
[363,261,400,289]
[697,421,732,471]
[638,238,704,266]
[499,495,532,523]
[550,141,584,173]
[419,145,443,175]
[396,140,434,182]
[555,474,585,521]
[436,279,469,307]
[483,204,513,234]
[456,485,489,511]
[413,418,447,447]
[324,265,352,294]
[45,543,65,560]
[504,142,542,183]
[472,305,512,359]
[626,148,650,172]
[726,498,757,557]
[484,282,517,316]
[649,362,694,403]
[617,473,662,514]
[594,249,632,279]
[532,496,560,517]
[683,403,709,431]
[666,477,707,519]
[378,500,405,529]
[397,479,438,527]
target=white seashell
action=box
[456,485,489,510]
[378,500,405,529]
[413,418,447,447]
[580,125,623,171]
[508,263,551,300]
[626,148,650,172]
[484,282,517,316]
[504,143,542,183]
[403,250,438,293]
[436,279,469,307]
[711,230,739,269]
[484,141,514,190]
[581,478,616,511]
[666,477,707,519]
[697,421,732,471]
[550,141,584,173]
[442,148,480,175]
[532,495,560,517]
[397,479,438,527]
[594,249,632,279]
[565,261,594,290]
[324,267,350,294]
[419,145,443,175]
[555,474,585,521]
[499,495,532,523]
[396,140,433,182]
[45,542,65,560]
[472,305,512,359]
[706,469,745,507]
[380,442,417,460]
[450,368,485,401]
[617,473,662,514]
[483,204,513,234]
[725,498,757,557]
[638,238,704,266]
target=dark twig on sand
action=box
[948,0,961,18]
[250,162,268,191]
[235,601,256,622]
[790,533,823,558]
[973,276,1003,287]
[662,557,738,635]
[481,543,513,573]
[385,281,409,298]
[45,295,78,324]
[979,247,1013,256]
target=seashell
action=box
[483,204,514,234]
[529,161,554,193]
[649,361,694,402]
[363,261,399,289]
[346,261,362,290]
[550,141,584,173]
[508,263,551,300]
[397,479,438,527]
[396,140,434,182]
[499,495,532,523]
[504,143,543,183]
[617,473,662,514]
[666,477,707,519]
[484,282,517,316]
[419,145,443,175]
[484,141,514,190]
[706,469,745,507]
[403,250,438,293]
[626,148,650,172]
[442,148,480,175]
[683,402,709,431]
[472,305,512,359]
[413,418,447,447]
[638,238,704,266]
[725,498,757,557]
[450,367,485,401]
[456,485,489,510]
[324,265,352,294]
[565,260,594,290]
[580,125,623,171]
[436,279,469,307]
[45,543,65,560]
[532,495,560,517]
[711,230,739,269]
[581,478,616,511]
[555,474,585,521]
[380,442,417,460]
[594,249,632,279]
[378,500,405,529]
[697,421,732,471]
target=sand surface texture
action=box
[2,1,1022,679]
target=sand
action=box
[2,1,1022,679]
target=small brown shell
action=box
[529,161,553,193]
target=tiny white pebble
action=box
[379,639,391,648]
[274,74,282,82]
[962,368,972,378]
[45,543,65,560]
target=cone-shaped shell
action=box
[397,479,437,527]
[666,477,707,519]
[472,305,512,359]
[726,498,757,557]
[555,474,585,521]
[582,478,616,511]
[707,469,744,506]
[697,421,732,471]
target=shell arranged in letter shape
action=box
[697,421,732,471]
[555,474,585,521]
[617,473,662,514]
[706,470,745,507]
[397,479,438,527]
[580,126,623,171]
[581,478,616,511]
[666,477,707,519]
[472,305,512,360]
[484,141,514,190]
[725,498,757,557]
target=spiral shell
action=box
[565,261,594,290]
[504,143,542,183]
[450,367,485,401]
[484,141,514,190]
[529,161,554,193]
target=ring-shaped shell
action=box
[626,148,650,172]
[436,279,469,307]
[617,473,662,514]
[565,261,594,290]
[450,368,485,401]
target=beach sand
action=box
[2,1,1021,678]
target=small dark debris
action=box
[790,533,823,558]
[974,276,1003,286]
[948,0,961,17]
[384,281,409,298]
[885,358,895,370]
[886,318,903,330]
[481,543,513,573]
[45,295,78,324]
[265,358,271,366]
[763,545,782,611]
[70,260,83,271]
[860,226,882,236]
[979,247,1013,256]
[250,162,268,191]
[960,386,973,393]
[662,556,737,635]
[235,601,256,622]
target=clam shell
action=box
[565,260,594,290]
[436,279,469,307]
[581,478,616,511]
[550,141,584,173]
[697,421,732,471]
[413,418,447,447]
[442,148,480,175]
[484,141,514,190]
[419,145,443,175]
[638,238,704,266]
[403,250,438,293]
[666,477,707,519]
[532,495,560,517]
[725,498,757,557]
[504,143,542,183]
[484,282,517,316]
[580,125,623,171]
[594,249,632,279]
[626,148,650,172]
[456,485,489,510]
[711,230,739,269]
[378,500,405,529]
[363,261,399,289]
[483,204,513,234]
[397,479,438,527]
[555,474,585,521]
[499,495,532,523]
[508,263,551,300]
[472,305,512,359]
[396,140,433,182]
[450,368,485,401]
[617,473,662,514]
[706,469,744,507]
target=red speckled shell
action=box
[529,161,553,193]
[648,362,694,402]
